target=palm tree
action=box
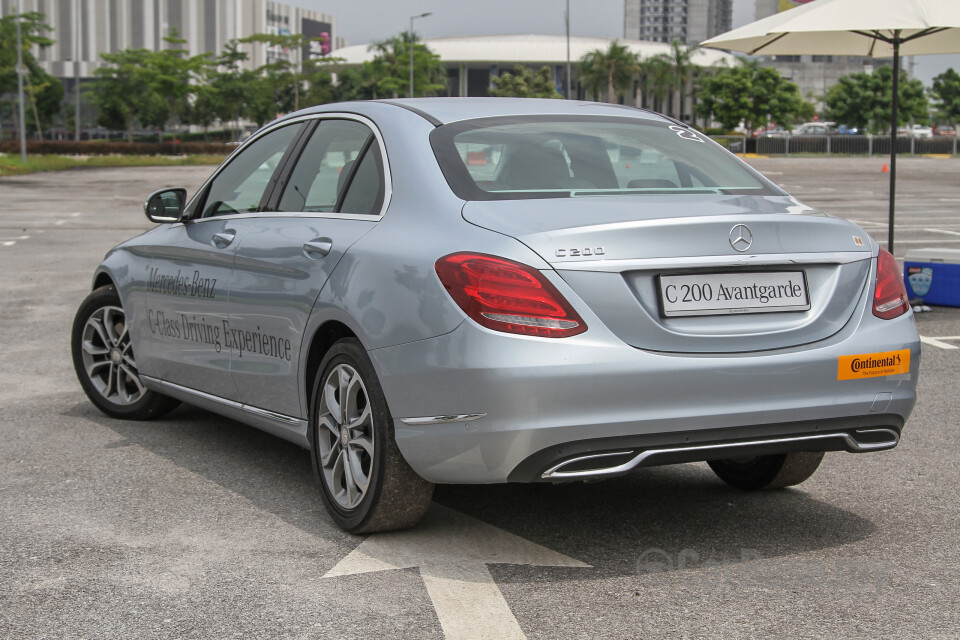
[579,40,639,104]
[645,54,675,114]
[690,64,713,129]
[667,40,699,121]
[367,35,406,98]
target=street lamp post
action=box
[74,0,81,141]
[408,12,432,99]
[565,0,571,99]
[16,0,27,163]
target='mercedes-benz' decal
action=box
[146,308,292,361]
[147,266,216,299]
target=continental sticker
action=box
[838,350,910,380]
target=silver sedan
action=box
[72,98,920,533]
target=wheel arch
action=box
[92,269,116,291]
[302,320,360,417]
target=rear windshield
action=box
[430,115,779,200]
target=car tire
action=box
[707,451,825,490]
[310,338,434,534]
[71,285,180,420]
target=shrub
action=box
[0,140,234,156]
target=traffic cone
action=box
[882,163,888,172]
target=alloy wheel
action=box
[316,363,376,510]
[79,305,146,406]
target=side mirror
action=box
[144,188,187,223]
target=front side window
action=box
[200,123,301,218]
[278,120,384,215]
[431,116,779,201]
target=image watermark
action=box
[636,547,891,597]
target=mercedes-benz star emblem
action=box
[729,224,753,252]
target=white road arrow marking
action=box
[920,335,959,350]
[324,504,590,640]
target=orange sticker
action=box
[838,350,910,380]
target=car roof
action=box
[290,97,672,127]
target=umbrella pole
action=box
[888,33,901,255]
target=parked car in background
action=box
[934,125,956,137]
[910,124,934,138]
[754,125,786,138]
[794,122,836,135]
[836,124,861,135]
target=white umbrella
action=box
[701,0,960,254]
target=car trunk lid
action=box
[462,195,874,353]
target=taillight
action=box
[873,248,910,320]
[435,252,587,338]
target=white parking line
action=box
[0,234,30,247]
[920,336,960,350]
[925,228,960,236]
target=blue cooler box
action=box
[903,248,960,307]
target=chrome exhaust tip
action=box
[541,428,901,481]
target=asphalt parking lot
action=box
[1,157,958,639]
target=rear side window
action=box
[278,119,384,215]
[339,140,385,215]
[431,115,778,200]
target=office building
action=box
[0,0,343,79]
[333,34,736,105]
[624,0,733,47]
[753,0,884,110]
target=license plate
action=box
[659,271,810,317]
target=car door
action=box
[225,116,389,418]
[136,121,305,400]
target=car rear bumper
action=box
[509,416,901,482]
[370,309,919,484]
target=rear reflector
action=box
[873,248,910,320]
[435,253,587,338]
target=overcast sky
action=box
[296,0,958,85]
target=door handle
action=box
[303,239,333,258]
[212,230,236,248]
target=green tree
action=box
[825,65,929,134]
[695,61,809,132]
[667,40,697,121]
[186,82,219,141]
[243,66,285,126]
[300,54,348,107]
[488,65,562,98]
[207,41,250,140]
[330,66,378,101]
[302,61,335,106]
[642,54,675,113]
[22,63,63,136]
[93,48,153,142]
[580,40,639,103]
[366,32,445,98]
[0,11,61,136]
[931,68,960,129]
[142,32,208,141]
[579,40,638,103]
[240,32,329,111]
